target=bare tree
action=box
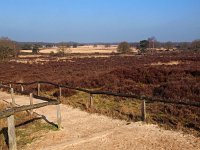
[148,36,157,49]
[57,42,72,56]
[191,40,200,51]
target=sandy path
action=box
[0,91,199,150]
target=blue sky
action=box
[0,0,200,42]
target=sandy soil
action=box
[0,91,199,150]
[20,45,138,54]
[150,61,181,66]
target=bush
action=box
[73,43,78,48]
[57,50,66,57]
[105,44,111,48]
[21,44,32,50]
[32,45,39,54]
[49,51,55,57]
[117,42,131,53]
[0,37,17,61]
[139,40,149,54]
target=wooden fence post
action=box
[7,115,17,150]
[88,94,93,109]
[56,104,61,129]
[30,93,33,115]
[21,85,24,93]
[141,100,146,121]
[59,87,62,100]
[0,81,2,89]
[37,83,40,96]
[10,88,16,106]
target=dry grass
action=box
[42,91,199,137]
[0,102,58,150]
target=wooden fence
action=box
[1,81,200,107]
[0,84,61,150]
[0,80,200,150]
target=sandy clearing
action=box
[150,61,181,66]
[20,46,117,54]
[40,45,118,54]
[0,91,199,150]
[20,45,138,54]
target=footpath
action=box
[0,91,199,150]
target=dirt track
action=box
[0,91,199,150]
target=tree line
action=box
[0,36,200,61]
[117,38,200,54]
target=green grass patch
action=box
[0,102,58,150]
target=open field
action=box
[0,51,200,136]
[20,45,137,54]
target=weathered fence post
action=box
[10,88,16,106]
[141,100,146,121]
[59,87,62,100]
[56,104,61,129]
[0,81,2,90]
[57,86,62,129]
[88,94,93,109]
[7,115,17,150]
[20,85,24,93]
[37,83,40,96]
[30,93,33,115]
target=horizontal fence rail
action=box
[1,81,200,107]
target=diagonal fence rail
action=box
[0,101,60,120]
[0,82,62,150]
